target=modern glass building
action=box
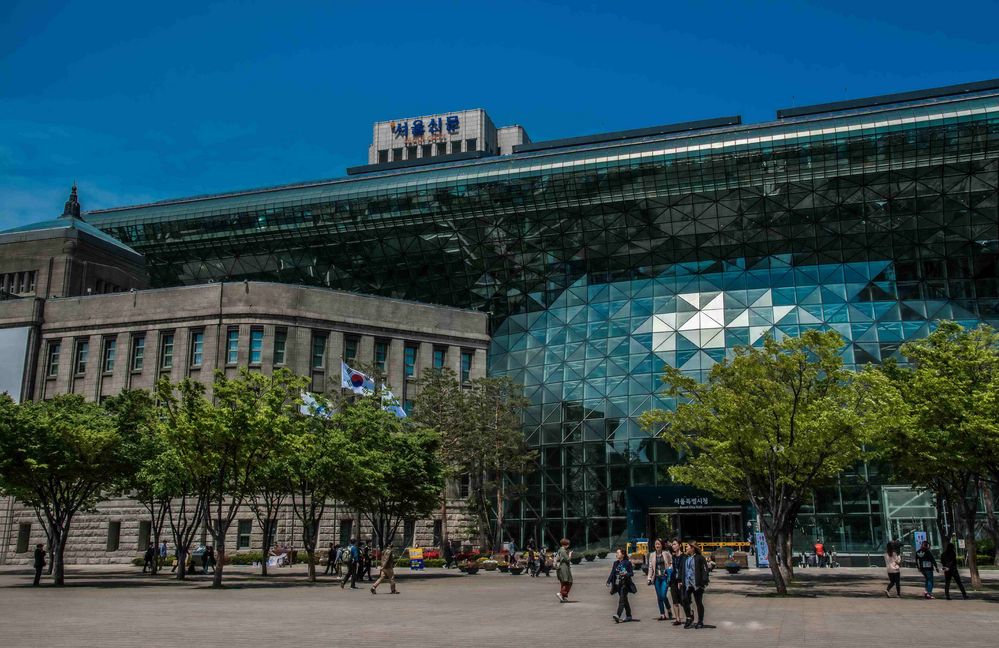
[85,81,999,556]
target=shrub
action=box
[131,557,145,567]
[597,550,608,559]
[228,551,264,565]
[569,555,583,564]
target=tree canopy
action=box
[639,330,903,594]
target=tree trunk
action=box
[764,527,788,595]
[177,547,188,580]
[307,549,316,582]
[50,520,70,587]
[961,498,981,590]
[440,493,448,550]
[260,518,272,577]
[981,481,999,567]
[212,544,225,588]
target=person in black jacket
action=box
[32,544,46,586]
[142,544,156,573]
[940,538,969,600]
[606,548,636,623]
[668,539,685,625]
[915,540,939,599]
[678,541,709,629]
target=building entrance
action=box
[648,507,744,545]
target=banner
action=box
[755,532,769,567]
[408,547,424,571]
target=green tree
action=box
[0,394,134,585]
[341,395,443,550]
[283,392,369,582]
[639,330,903,594]
[463,376,533,551]
[247,449,289,577]
[412,367,468,548]
[205,368,304,587]
[882,322,999,589]
[151,378,213,580]
[103,389,167,574]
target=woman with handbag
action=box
[647,538,674,620]
[607,547,636,623]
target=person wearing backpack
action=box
[914,540,939,599]
[679,541,709,629]
[607,547,637,623]
[340,538,359,590]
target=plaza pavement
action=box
[0,561,997,647]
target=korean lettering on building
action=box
[391,115,460,142]
[673,496,709,508]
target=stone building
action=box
[0,188,489,565]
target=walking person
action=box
[680,541,709,629]
[361,543,374,582]
[32,544,46,586]
[370,545,399,594]
[142,543,156,573]
[607,547,636,623]
[324,543,339,576]
[159,540,168,568]
[884,541,902,598]
[941,538,969,600]
[203,545,216,575]
[668,539,685,625]
[915,540,939,599]
[647,539,674,620]
[340,538,359,589]
[555,538,573,602]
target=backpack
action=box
[342,547,354,564]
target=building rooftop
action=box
[82,78,999,222]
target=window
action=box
[406,145,417,159]
[273,328,287,365]
[237,519,252,549]
[190,330,204,367]
[435,142,447,155]
[433,519,443,547]
[421,143,432,158]
[460,350,473,382]
[106,521,121,552]
[450,140,462,154]
[249,328,263,365]
[404,399,415,414]
[403,519,416,548]
[74,339,89,375]
[374,340,388,371]
[339,519,353,545]
[160,333,174,369]
[138,520,151,551]
[226,328,239,364]
[131,335,145,371]
[102,338,117,373]
[378,149,389,163]
[433,348,446,369]
[466,138,477,152]
[404,345,417,378]
[46,341,61,377]
[16,523,31,553]
[311,332,327,369]
[391,147,402,161]
[343,336,359,363]
[458,473,471,498]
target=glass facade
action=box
[86,89,999,552]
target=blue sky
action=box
[1,0,997,230]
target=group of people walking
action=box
[324,538,398,594]
[549,536,709,628]
[605,538,709,627]
[887,538,970,600]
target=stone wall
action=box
[0,494,475,566]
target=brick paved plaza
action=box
[1,561,997,647]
